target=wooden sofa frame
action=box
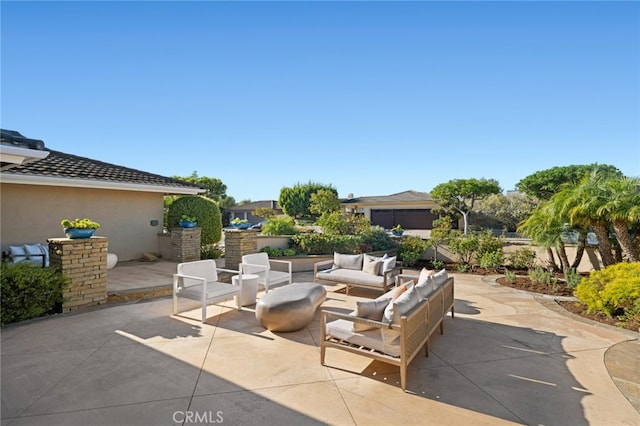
[321,276,454,391]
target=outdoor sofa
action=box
[320,268,454,391]
[314,252,402,295]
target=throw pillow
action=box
[431,268,449,286]
[380,255,397,274]
[381,284,421,347]
[9,245,27,263]
[392,283,408,300]
[416,267,435,286]
[333,252,363,270]
[351,298,389,331]
[416,275,437,299]
[362,254,383,275]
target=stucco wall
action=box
[1,183,164,261]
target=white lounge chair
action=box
[172,259,242,323]
[241,252,292,293]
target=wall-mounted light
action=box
[150,219,159,226]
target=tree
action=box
[516,164,622,200]
[253,207,277,220]
[309,189,341,216]
[475,193,538,232]
[431,178,502,234]
[427,216,452,262]
[518,201,572,271]
[554,172,640,265]
[173,171,229,202]
[279,182,337,219]
[517,164,623,267]
[599,177,640,262]
[553,171,617,267]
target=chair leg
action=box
[201,303,207,323]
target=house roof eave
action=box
[0,174,204,195]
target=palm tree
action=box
[553,172,616,267]
[597,177,640,262]
[518,202,569,271]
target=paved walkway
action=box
[1,262,638,425]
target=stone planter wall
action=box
[48,236,108,312]
[170,227,201,262]
[224,229,258,270]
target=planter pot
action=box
[232,223,251,229]
[179,221,197,228]
[64,228,96,239]
[392,231,404,236]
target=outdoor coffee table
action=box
[255,282,326,332]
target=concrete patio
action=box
[1,260,638,425]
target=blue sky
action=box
[2,1,638,202]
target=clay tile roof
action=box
[2,149,202,190]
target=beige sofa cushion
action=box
[362,254,383,275]
[381,284,421,348]
[333,252,363,270]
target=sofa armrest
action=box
[382,266,403,286]
[395,273,418,287]
[321,309,398,331]
[314,259,334,275]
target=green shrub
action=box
[528,267,552,285]
[397,236,428,267]
[318,211,370,235]
[563,268,581,290]
[504,269,516,283]
[457,263,471,273]
[507,247,537,270]
[1,262,70,326]
[447,231,479,265]
[430,260,445,269]
[575,262,640,317]
[168,196,223,245]
[291,234,360,255]
[261,246,284,257]
[261,247,297,257]
[477,230,504,257]
[360,225,395,251]
[261,216,298,236]
[478,249,504,271]
[201,244,224,259]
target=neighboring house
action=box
[341,190,447,230]
[227,200,282,225]
[1,134,203,261]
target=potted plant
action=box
[231,217,251,229]
[60,218,100,239]
[179,214,198,228]
[391,224,404,236]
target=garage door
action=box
[370,209,438,230]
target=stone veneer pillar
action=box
[170,227,201,262]
[48,236,108,312]
[224,229,258,270]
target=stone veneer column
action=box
[48,236,108,312]
[224,229,258,270]
[170,227,201,262]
